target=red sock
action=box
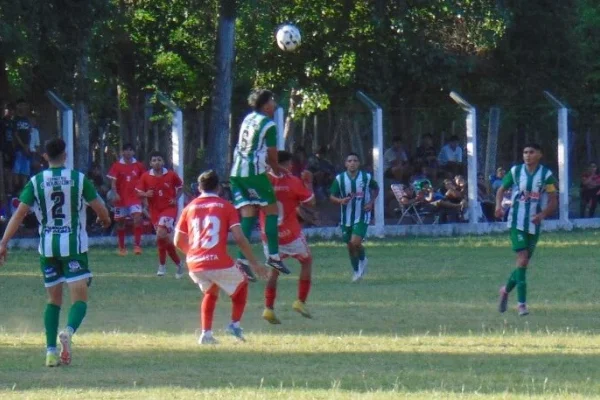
[201,289,219,331]
[117,229,125,249]
[298,279,311,303]
[265,286,277,309]
[157,238,167,265]
[231,281,248,322]
[134,225,143,246]
[167,242,181,264]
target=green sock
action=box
[358,247,366,261]
[516,268,527,304]
[505,269,518,293]
[44,304,61,349]
[67,301,87,333]
[265,214,279,257]
[350,256,359,272]
[238,216,257,260]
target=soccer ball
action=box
[276,24,301,52]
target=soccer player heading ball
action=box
[174,170,268,344]
[230,89,291,279]
[329,153,379,282]
[136,151,184,278]
[496,143,558,316]
[260,150,316,324]
[0,138,111,367]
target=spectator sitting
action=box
[477,172,496,221]
[308,145,337,201]
[291,146,309,177]
[438,135,463,176]
[491,167,505,194]
[454,175,467,198]
[580,162,600,218]
[384,136,410,182]
[415,133,438,179]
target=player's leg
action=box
[230,176,260,281]
[262,240,281,323]
[343,226,359,281]
[131,205,143,254]
[155,228,167,277]
[499,229,530,314]
[291,236,312,318]
[60,254,93,365]
[206,266,249,341]
[188,271,219,344]
[352,223,369,278]
[156,217,183,278]
[114,208,127,255]
[41,257,65,367]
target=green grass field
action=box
[1,231,600,399]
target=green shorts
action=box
[40,253,92,288]
[230,174,277,209]
[510,228,539,255]
[342,222,368,243]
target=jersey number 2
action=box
[192,216,220,249]
[51,192,66,219]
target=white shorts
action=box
[114,204,143,220]
[188,266,246,296]
[155,216,175,233]
[263,234,311,262]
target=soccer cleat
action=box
[351,271,361,283]
[175,263,184,279]
[45,351,60,367]
[292,300,312,319]
[134,246,142,255]
[226,323,245,342]
[156,265,166,277]
[58,330,72,366]
[498,286,509,313]
[518,303,529,316]
[358,257,368,278]
[262,308,282,324]
[118,248,127,256]
[198,332,218,345]
[267,257,291,275]
[236,259,257,282]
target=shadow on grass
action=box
[1,346,599,396]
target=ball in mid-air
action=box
[276,24,301,52]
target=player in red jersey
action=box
[174,170,268,344]
[260,151,316,324]
[107,143,146,256]
[136,151,184,278]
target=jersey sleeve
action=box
[544,172,558,193]
[265,124,277,147]
[106,163,118,180]
[330,177,341,197]
[175,207,189,234]
[226,203,241,229]
[82,177,99,202]
[19,180,35,206]
[368,176,379,190]
[501,168,515,189]
[292,177,314,203]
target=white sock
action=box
[202,329,213,336]
[231,321,240,329]
[269,254,280,261]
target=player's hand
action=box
[145,190,154,198]
[363,201,374,211]
[168,198,176,205]
[494,207,504,219]
[531,213,545,225]
[99,217,112,229]
[0,242,8,266]
[301,170,313,184]
[340,196,351,205]
[250,262,269,280]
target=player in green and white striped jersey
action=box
[330,152,379,282]
[495,143,558,316]
[229,89,290,278]
[0,138,111,367]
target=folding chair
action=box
[390,184,424,224]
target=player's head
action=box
[4,102,15,117]
[198,170,219,193]
[15,98,28,116]
[249,89,276,118]
[392,136,403,149]
[122,143,135,160]
[345,152,360,173]
[522,143,542,166]
[448,135,460,149]
[278,150,293,170]
[44,138,67,165]
[148,151,165,171]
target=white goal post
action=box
[46,90,74,169]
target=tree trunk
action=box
[74,45,90,172]
[0,56,10,101]
[485,107,501,180]
[207,0,236,178]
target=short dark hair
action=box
[346,152,360,161]
[278,150,293,164]
[248,89,274,111]
[317,145,328,155]
[449,135,459,142]
[198,170,219,192]
[45,138,66,161]
[523,143,542,152]
[392,136,402,143]
[148,150,164,160]
[122,143,135,151]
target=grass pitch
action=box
[1,231,600,399]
